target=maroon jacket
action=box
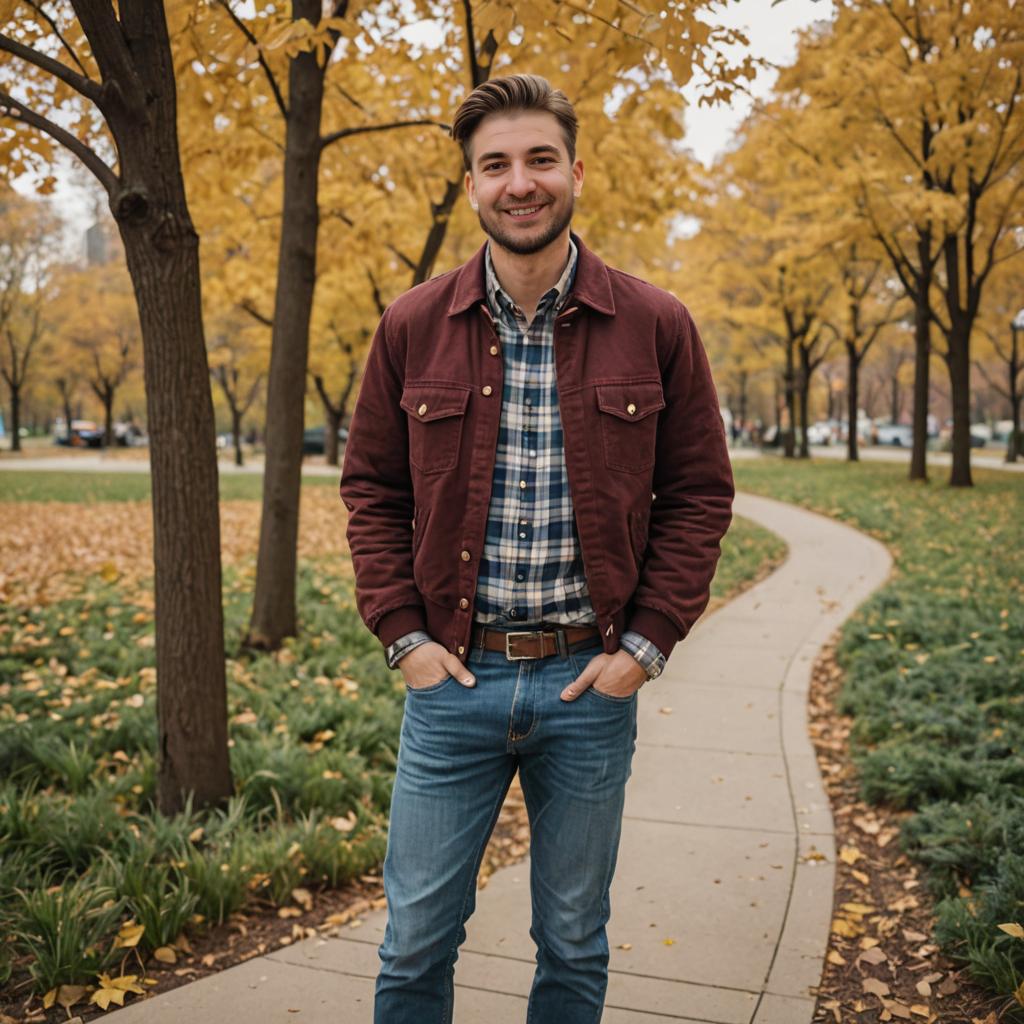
[339,231,734,666]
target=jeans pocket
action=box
[405,673,455,695]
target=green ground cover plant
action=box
[734,458,1024,1017]
[0,478,783,1013]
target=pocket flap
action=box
[400,383,471,422]
[595,381,666,422]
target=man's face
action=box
[464,110,584,256]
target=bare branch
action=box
[214,0,289,121]
[0,89,118,195]
[320,118,450,152]
[0,31,103,105]
[24,0,89,76]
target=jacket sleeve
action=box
[625,302,734,661]
[339,308,429,648]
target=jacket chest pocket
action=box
[400,383,471,474]
[595,381,666,473]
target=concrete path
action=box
[107,492,892,1024]
[730,445,1024,474]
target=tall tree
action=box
[0,2,231,814]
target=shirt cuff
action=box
[619,629,666,680]
[385,630,433,670]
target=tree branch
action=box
[0,31,103,105]
[22,1,90,76]
[214,0,289,121]
[320,118,450,151]
[0,89,118,195]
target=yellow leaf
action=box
[662,937,676,945]
[998,923,1024,939]
[153,946,177,964]
[100,561,119,583]
[114,921,145,948]
[839,846,863,865]
[827,950,846,965]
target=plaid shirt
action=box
[386,239,664,679]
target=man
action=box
[340,73,733,1023]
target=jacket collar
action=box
[447,230,615,317]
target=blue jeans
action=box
[374,631,639,1023]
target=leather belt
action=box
[471,623,601,661]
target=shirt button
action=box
[519,480,527,489]
[490,345,499,356]
[519,532,526,539]
[509,609,518,617]
[461,549,471,561]
[418,403,428,416]
[525,398,532,406]
[516,573,525,581]
[482,385,493,396]
[459,598,469,609]
[458,645,465,655]
[529,450,536,457]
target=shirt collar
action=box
[484,237,578,324]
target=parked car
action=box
[806,421,834,446]
[53,419,104,447]
[873,422,913,447]
[302,425,348,455]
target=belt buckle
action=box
[505,631,539,660]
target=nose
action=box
[506,159,537,198]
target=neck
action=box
[488,231,571,319]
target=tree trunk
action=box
[1006,329,1020,464]
[107,0,231,816]
[232,407,244,467]
[8,382,20,451]
[946,328,973,487]
[1010,394,1021,463]
[797,346,812,459]
[783,342,796,459]
[909,280,931,483]
[325,406,341,466]
[847,342,860,462]
[246,12,325,650]
[102,389,114,449]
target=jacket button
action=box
[482,385,493,396]
[490,345,499,356]
[418,403,428,416]
[458,645,465,655]
[461,550,471,561]
[627,403,637,415]
[459,598,469,609]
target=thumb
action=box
[446,655,476,688]
[561,654,599,701]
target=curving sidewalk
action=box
[107,491,892,1023]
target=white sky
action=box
[17,0,835,259]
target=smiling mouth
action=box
[502,204,547,218]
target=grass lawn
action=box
[0,474,783,1018]
[734,457,1024,1016]
[0,469,338,503]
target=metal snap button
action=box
[459,598,469,609]
[490,345,499,355]
[627,403,637,415]
[418,403,428,416]
[461,550,471,561]
[458,645,465,655]
[482,385,493,396]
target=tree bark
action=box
[8,381,20,451]
[847,342,860,462]
[246,2,325,650]
[783,340,796,459]
[232,407,243,467]
[798,346,811,459]
[87,0,232,815]
[909,278,931,483]
[945,326,973,487]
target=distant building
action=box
[84,205,123,266]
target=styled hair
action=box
[450,74,578,171]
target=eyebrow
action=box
[476,144,561,164]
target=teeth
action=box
[508,206,542,216]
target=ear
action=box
[572,158,584,198]
[464,169,478,210]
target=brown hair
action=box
[450,74,578,171]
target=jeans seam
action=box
[440,759,518,1023]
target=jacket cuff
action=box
[625,606,683,662]
[376,605,429,648]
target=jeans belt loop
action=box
[555,629,568,659]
